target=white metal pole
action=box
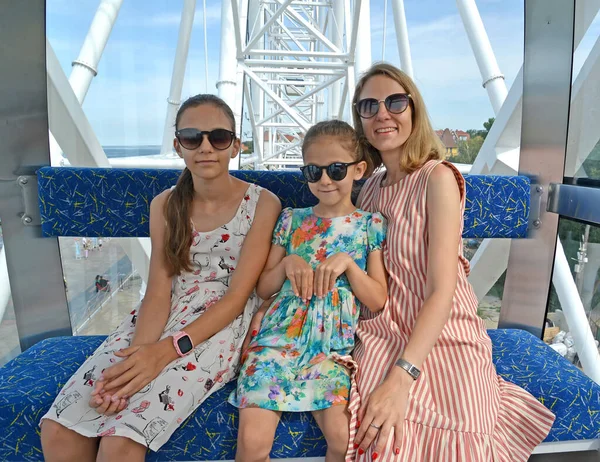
[160,0,197,156]
[69,0,124,102]
[0,247,11,326]
[219,0,240,168]
[456,0,507,114]
[50,0,123,165]
[329,0,344,118]
[391,0,413,78]
[354,0,372,81]
[553,238,600,385]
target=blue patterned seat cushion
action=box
[1,330,598,461]
[37,167,529,239]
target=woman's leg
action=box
[236,408,281,462]
[312,405,350,462]
[40,419,98,462]
[97,435,146,462]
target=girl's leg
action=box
[236,408,281,462]
[40,419,98,462]
[97,435,146,462]
[312,405,350,462]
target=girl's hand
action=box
[100,339,174,401]
[354,368,413,458]
[89,379,128,415]
[282,254,314,302]
[314,253,352,298]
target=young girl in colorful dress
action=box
[40,94,281,462]
[229,120,388,462]
[349,63,554,461]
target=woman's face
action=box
[358,75,413,156]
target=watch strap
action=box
[395,358,421,380]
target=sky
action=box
[47,0,600,147]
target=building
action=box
[436,128,471,158]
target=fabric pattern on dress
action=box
[41,184,264,452]
[229,207,386,412]
[346,160,555,462]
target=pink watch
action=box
[172,331,194,357]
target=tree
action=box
[241,140,254,154]
[483,117,495,136]
[455,135,484,164]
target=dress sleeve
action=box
[367,212,386,253]
[272,207,294,248]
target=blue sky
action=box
[47,0,599,146]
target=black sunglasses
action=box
[175,128,236,151]
[300,161,361,183]
[354,93,412,119]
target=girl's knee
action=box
[97,436,146,462]
[40,419,96,461]
[237,422,275,461]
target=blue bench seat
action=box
[0,167,598,460]
[1,330,598,461]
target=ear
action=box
[353,160,367,181]
[173,138,183,158]
[230,138,241,159]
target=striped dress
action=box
[347,160,555,461]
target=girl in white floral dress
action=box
[40,95,281,461]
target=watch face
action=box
[177,335,193,354]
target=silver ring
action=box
[369,423,381,430]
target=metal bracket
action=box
[17,175,41,226]
[547,182,600,226]
[529,183,544,229]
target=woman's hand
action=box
[314,253,352,298]
[354,368,413,458]
[100,339,175,401]
[282,254,314,302]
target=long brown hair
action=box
[164,94,236,276]
[352,62,444,176]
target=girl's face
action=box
[174,104,240,180]
[303,136,366,210]
[358,75,413,157]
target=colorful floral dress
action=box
[229,207,386,412]
[41,184,263,451]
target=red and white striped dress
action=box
[347,160,555,461]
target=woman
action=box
[348,63,554,461]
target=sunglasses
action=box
[354,93,412,119]
[175,128,236,151]
[300,161,361,183]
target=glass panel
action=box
[463,238,504,329]
[548,218,600,376]
[59,236,143,336]
[565,8,600,180]
[0,224,21,366]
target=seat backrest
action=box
[37,167,530,239]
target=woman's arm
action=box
[345,249,387,312]
[130,190,175,346]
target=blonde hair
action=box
[352,62,444,175]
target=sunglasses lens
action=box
[386,94,409,113]
[208,129,234,150]
[327,163,348,181]
[356,98,379,118]
[177,129,201,150]
[302,165,322,183]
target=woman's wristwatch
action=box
[395,358,421,380]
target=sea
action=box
[104,145,163,158]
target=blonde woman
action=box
[348,63,555,461]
